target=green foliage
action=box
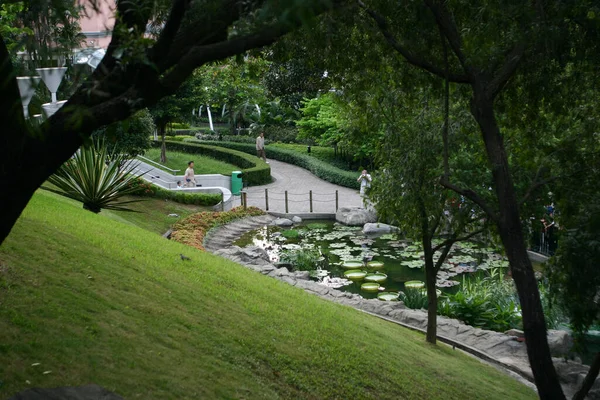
[93,109,154,157]
[439,270,522,332]
[281,229,301,239]
[191,140,360,189]
[399,287,428,310]
[297,93,345,146]
[127,178,221,206]
[279,248,321,272]
[42,140,142,213]
[155,141,271,185]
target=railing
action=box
[137,155,181,173]
[241,189,340,213]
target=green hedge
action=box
[152,140,271,186]
[190,140,360,189]
[128,177,222,206]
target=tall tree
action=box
[353,1,600,397]
[0,0,343,244]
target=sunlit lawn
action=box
[142,148,239,175]
[0,191,536,399]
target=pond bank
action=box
[204,215,600,399]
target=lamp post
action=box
[16,76,41,118]
[36,67,68,119]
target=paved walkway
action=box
[244,159,363,214]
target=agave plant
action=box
[43,140,143,213]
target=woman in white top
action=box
[184,161,196,187]
[357,169,372,196]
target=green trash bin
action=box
[231,171,243,195]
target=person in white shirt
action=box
[176,181,183,189]
[256,132,267,162]
[184,161,196,187]
[357,170,372,196]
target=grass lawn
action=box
[142,148,239,175]
[101,195,213,235]
[0,191,536,399]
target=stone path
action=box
[205,216,600,399]
[244,159,363,214]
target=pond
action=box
[234,220,509,299]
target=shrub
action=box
[152,140,272,186]
[438,269,522,332]
[171,206,265,250]
[43,140,143,213]
[127,177,222,206]
[279,248,321,272]
[399,287,429,310]
[190,140,360,189]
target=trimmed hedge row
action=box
[129,177,222,206]
[189,140,360,189]
[153,140,271,186]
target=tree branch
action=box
[160,24,300,92]
[573,351,600,400]
[486,43,526,100]
[439,177,499,222]
[150,0,191,67]
[423,0,469,75]
[357,0,470,83]
[433,228,485,254]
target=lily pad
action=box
[378,292,400,301]
[343,269,368,281]
[361,282,380,292]
[341,260,363,270]
[404,280,425,289]
[367,261,385,269]
[364,273,387,283]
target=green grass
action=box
[142,148,240,175]
[0,191,536,399]
[101,195,212,234]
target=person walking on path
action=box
[184,161,196,187]
[256,131,267,163]
[357,169,372,196]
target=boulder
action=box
[215,246,271,265]
[335,207,377,226]
[547,329,573,357]
[272,218,293,227]
[294,271,310,280]
[292,216,303,223]
[504,329,525,338]
[362,222,398,235]
[9,384,124,400]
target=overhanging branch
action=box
[486,43,525,100]
[357,0,470,84]
[440,177,499,222]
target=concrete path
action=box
[244,159,363,215]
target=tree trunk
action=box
[160,124,167,164]
[470,90,565,400]
[573,352,600,400]
[418,198,437,344]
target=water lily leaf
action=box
[364,273,387,283]
[361,282,380,292]
[378,292,400,301]
[404,280,425,289]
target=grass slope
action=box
[143,148,239,175]
[0,191,535,399]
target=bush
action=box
[399,288,429,310]
[279,248,321,272]
[152,140,271,186]
[128,177,222,206]
[170,122,191,130]
[438,269,522,332]
[190,140,360,189]
[171,206,265,250]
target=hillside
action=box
[0,191,535,399]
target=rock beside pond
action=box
[9,384,124,400]
[336,207,377,226]
[292,216,303,223]
[272,218,293,227]
[504,329,525,338]
[362,222,398,235]
[214,245,271,265]
[547,329,573,357]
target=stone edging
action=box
[204,215,599,399]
